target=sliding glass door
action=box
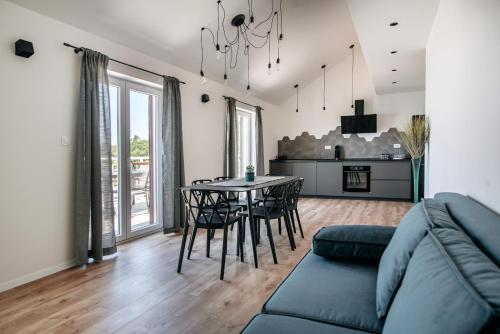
[110,77,162,242]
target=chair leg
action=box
[210,229,216,239]
[257,219,261,244]
[187,226,198,259]
[220,226,229,280]
[177,223,190,273]
[206,229,211,258]
[295,209,304,238]
[242,217,246,242]
[284,213,296,250]
[236,222,240,256]
[290,210,297,234]
[238,220,245,262]
[278,218,282,235]
[265,218,278,264]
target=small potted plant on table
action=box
[245,165,255,182]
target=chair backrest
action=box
[192,179,212,185]
[262,183,288,214]
[191,189,234,225]
[291,178,304,203]
[214,176,231,181]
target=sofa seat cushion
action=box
[313,225,396,263]
[383,230,496,334]
[263,251,383,333]
[242,314,372,334]
[435,192,500,266]
[376,198,461,318]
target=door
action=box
[109,77,162,242]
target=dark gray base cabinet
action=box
[269,159,411,201]
[316,162,343,196]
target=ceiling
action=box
[347,0,440,94]
[9,0,359,105]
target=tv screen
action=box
[341,114,377,134]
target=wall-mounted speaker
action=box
[15,39,35,58]
[201,94,210,103]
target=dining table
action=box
[180,175,299,268]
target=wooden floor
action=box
[0,198,411,334]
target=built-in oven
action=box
[343,166,371,192]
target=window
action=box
[236,105,257,177]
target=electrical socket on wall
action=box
[324,145,332,150]
[61,136,69,146]
[393,143,401,149]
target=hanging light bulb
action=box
[246,84,251,96]
[200,70,207,85]
[267,63,272,75]
[276,58,281,72]
[224,73,228,85]
[215,44,222,60]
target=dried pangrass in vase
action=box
[396,117,430,159]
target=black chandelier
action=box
[200,0,285,93]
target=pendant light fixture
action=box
[349,44,355,109]
[199,0,285,89]
[321,64,326,110]
[246,45,251,95]
[294,84,299,112]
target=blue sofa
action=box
[242,193,500,334]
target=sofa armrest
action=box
[312,225,396,262]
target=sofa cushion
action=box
[313,225,396,263]
[242,314,372,334]
[376,199,460,318]
[435,192,500,266]
[383,230,495,334]
[263,251,383,333]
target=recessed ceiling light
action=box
[390,51,397,54]
[390,22,399,27]
[392,81,397,84]
[392,69,397,71]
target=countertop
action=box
[270,158,410,162]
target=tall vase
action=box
[411,158,422,204]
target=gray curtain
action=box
[162,76,185,233]
[255,106,265,176]
[223,97,238,177]
[74,49,116,266]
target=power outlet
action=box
[393,143,401,149]
[324,145,332,150]
[61,136,70,146]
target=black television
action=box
[341,114,377,134]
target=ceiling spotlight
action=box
[392,81,397,84]
[389,22,399,27]
[390,51,398,54]
[392,69,397,71]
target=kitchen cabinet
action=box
[316,162,343,196]
[292,162,317,195]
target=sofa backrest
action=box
[435,192,500,266]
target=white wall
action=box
[275,47,424,141]
[0,0,278,292]
[426,0,500,213]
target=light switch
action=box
[393,143,401,149]
[324,145,332,150]
[61,136,70,146]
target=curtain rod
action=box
[223,96,263,110]
[63,43,186,84]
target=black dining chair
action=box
[177,189,244,280]
[286,178,305,238]
[239,183,296,264]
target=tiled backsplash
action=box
[277,127,406,159]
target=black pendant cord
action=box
[267,31,272,71]
[322,64,326,110]
[276,12,281,66]
[63,43,185,84]
[224,45,228,81]
[246,45,250,91]
[279,0,284,41]
[294,84,299,112]
[350,44,355,109]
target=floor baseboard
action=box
[0,259,76,293]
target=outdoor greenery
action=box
[111,135,149,158]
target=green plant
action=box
[396,117,430,159]
[246,165,255,173]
